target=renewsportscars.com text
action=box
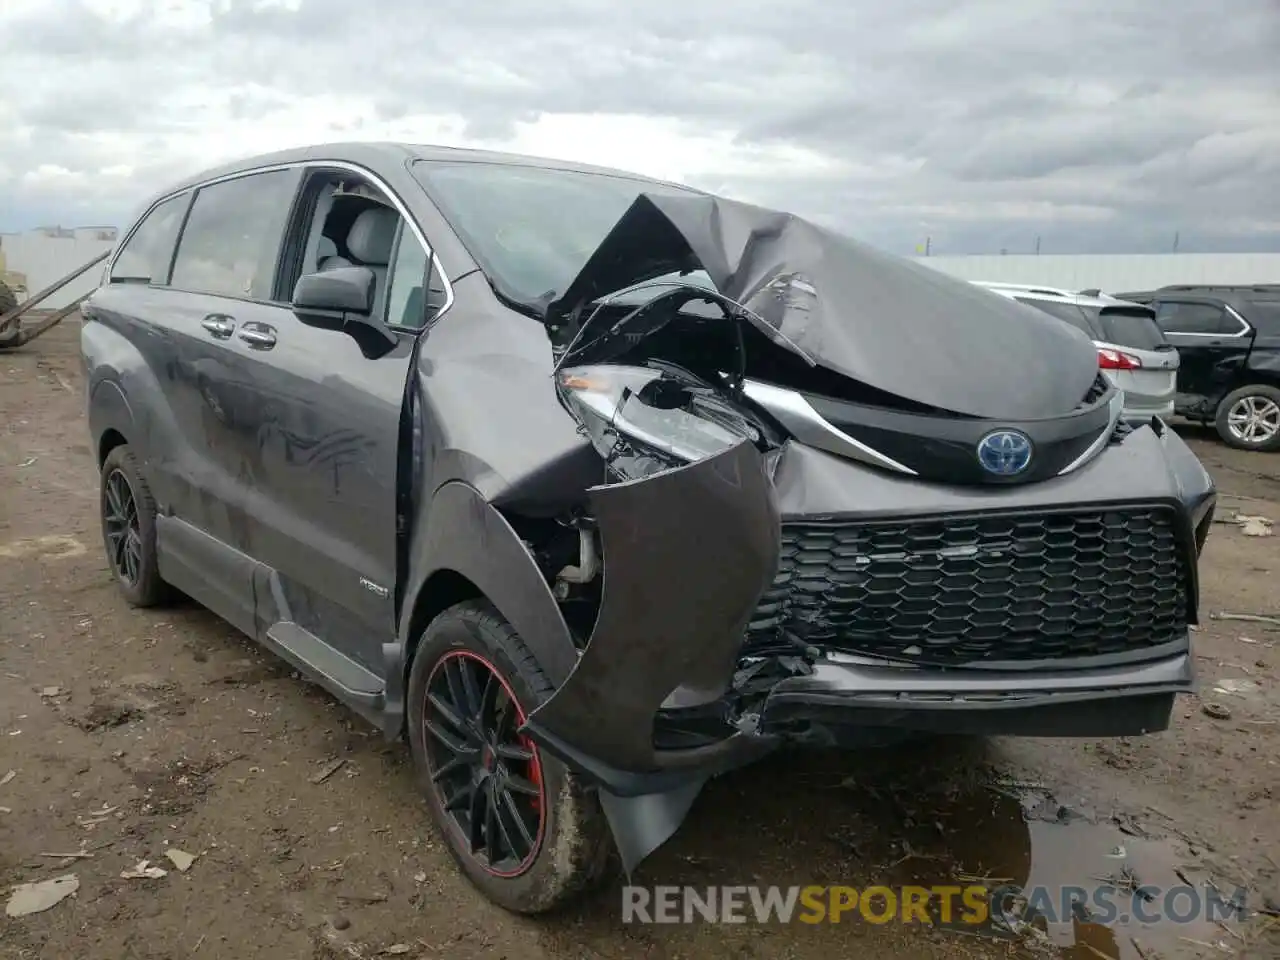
[621,884,1248,926]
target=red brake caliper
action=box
[522,734,542,814]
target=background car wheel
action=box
[1215,384,1280,452]
[407,600,614,913]
[99,445,170,606]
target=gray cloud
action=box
[1,0,1277,255]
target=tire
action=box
[0,280,19,350]
[407,600,614,913]
[1214,384,1280,452]
[99,445,171,606]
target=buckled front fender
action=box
[520,440,781,794]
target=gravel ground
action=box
[2,322,1278,960]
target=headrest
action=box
[345,207,398,266]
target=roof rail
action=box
[1158,283,1280,293]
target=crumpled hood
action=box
[547,193,1100,420]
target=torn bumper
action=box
[522,427,1211,788]
[521,439,783,795]
[754,649,1194,741]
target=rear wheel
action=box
[406,600,614,913]
[99,445,170,606]
[1215,384,1280,452]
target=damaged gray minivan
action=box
[81,143,1216,913]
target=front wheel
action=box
[406,600,614,913]
[1215,384,1280,452]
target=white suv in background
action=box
[974,282,1180,421]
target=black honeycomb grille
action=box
[744,506,1188,665]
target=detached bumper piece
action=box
[521,440,782,797]
[756,652,1194,740]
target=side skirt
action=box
[260,621,386,728]
[156,515,389,729]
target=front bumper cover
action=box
[522,439,782,795]
[755,648,1194,740]
[518,425,1212,872]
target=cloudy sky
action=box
[1,0,1277,255]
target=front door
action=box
[227,167,435,675]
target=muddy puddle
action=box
[931,779,1248,959]
[536,738,1259,959]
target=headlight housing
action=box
[557,364,763,480]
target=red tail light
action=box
[1097,348,1142,370]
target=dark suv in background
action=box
[1115,285,1280,452]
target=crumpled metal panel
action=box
[549,193,1100,420]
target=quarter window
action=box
[1153,301,1227,335]
[170,170,295,300]
[1245,300,1280,333]
[384,224,430,329]
[109,193,189,284]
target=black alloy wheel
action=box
[422,648,546,878]
[98,444,169,607]
[103,466,142,587]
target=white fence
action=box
[913,253,1280,294]
[1,231,118,309]
[5,231,1279,311]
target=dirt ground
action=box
[2,321,1278,960]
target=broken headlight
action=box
[557,364,762,480]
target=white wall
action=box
[912,253,1280,294]
[6,232,1279,311]
[0,231,117,308]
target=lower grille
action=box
[744,506,1188,664]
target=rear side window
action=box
[170,170,296,300]
[1153,301,1228,335]
[1013,296,1098,338]
[1093,306,1170,351]
[109,193,189,284]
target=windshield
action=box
[413,160,699,305]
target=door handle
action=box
[201,314,236,338]
[237,322,277,349]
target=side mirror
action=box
[291,267,396,350]
[292,266,375,318]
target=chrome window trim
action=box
[1154,302,1251,338]
[104,159,456,331]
